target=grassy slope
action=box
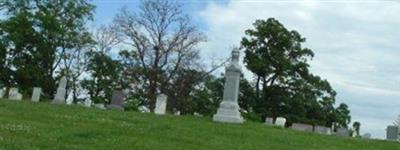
[0,99,398,150]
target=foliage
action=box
[241,18,351,127]
[0,0,95,99]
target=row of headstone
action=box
[265,117,343,135]
[0,87,42,102]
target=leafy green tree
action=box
[81,51,123,104]
[352,121,361,137]
[0,0,94,99]
[241,18,350,127]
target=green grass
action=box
[0,99,399,150]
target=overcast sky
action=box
[93,0,400,139]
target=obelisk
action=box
[213,48,244,123]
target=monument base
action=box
[213,101,244,123]
[52,88,66,104]
[107,104,124,110]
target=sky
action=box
[93,0,400,139]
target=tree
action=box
[0,0,95,99]
[114,0,206,111]
[352,121,361,137]
[81,25,124,104]
[241,18,350,127]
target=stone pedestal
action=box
[213,48,244,123]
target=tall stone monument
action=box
[53,77,67,104]
[31,87,42,102]
[386,125,399,141]
[213,48,244,123]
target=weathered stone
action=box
[53,77,67,104]
[314,126,331,135]
[155,94,167,115]
[386,125,399,141]
[213,48,244,123]
[362,133,371,139]
[107,90,125,110]
[31,87,42,102]
[291,123,313,132]
[84,98,92,107]
[275,117,286,127]
[93,103,106,110]
[8,88,22,101]
[264,117,274,125]
[336,128,350,137]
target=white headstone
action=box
[275,117,286,127]
[53,77,67,104]
[31,87,42,102]
[174,111,181,116]
[291,123,313,132]
[154,94,167,115]
[139,105,150,113]
[314,126,331,135]
[84,98,92,107]
[213,48,244,123]
[265,117,274,125]
[8,88,22,101]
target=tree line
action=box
[0,0,354,130]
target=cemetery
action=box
[1,0,400,149]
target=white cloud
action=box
[198,0,400,139]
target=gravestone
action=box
[336,128,350,137]
[275,117,286,127]
[84,98,92,107]
[264,117,274,125]
[8,88,22,101]
[386,125,399,141]
[138,106,150,113]
[291,123,313,132]
[314,126,331,135]
[31,87,42,102]
[213,48,244,123]
[155,94,167,115]
[107,90,125,110]
[94,103,106,110]
[0,88,4,99]
[362,133,371,139]
[53,77,67,104]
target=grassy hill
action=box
[0,99,399,150]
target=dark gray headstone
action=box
[107,90,125,110]
[386,125,399,141]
